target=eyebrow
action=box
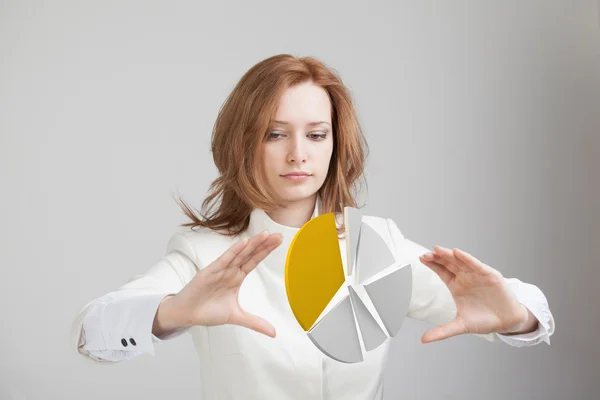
[270,120,331,127]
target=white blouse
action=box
[71,199,555,399]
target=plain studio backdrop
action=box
[1,1,599,399]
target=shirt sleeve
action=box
[71,232,199,364]
[386,218,555,346]
[493,278,555,346]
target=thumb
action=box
[230,308,277,338]
[421,318,467,344]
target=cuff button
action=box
[121,338,128,347]
[129,338,137,346]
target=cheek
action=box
[261,147,280,173]
[319,142,334,168]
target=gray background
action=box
[1,0,599,399]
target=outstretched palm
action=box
[418,246,530,343]
[168,230,283,338]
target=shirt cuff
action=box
[495,282,555,347]
[82,292,184,356]
[152,326,190,342]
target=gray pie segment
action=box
[363,264,412,337]
[307,295,364,363]
[347,286,387,352]
[357,221,396,284]
[344,206,362,277]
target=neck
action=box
[265,194,317,228]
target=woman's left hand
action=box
[418,246,537,343]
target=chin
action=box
[274,187,319,204]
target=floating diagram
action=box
[284,207,413,363]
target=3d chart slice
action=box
[307,295,363,363]
[363,264,412,337]
[356,222,396,284]
[343,206,362,277]
[285,206,413,363]
[347,286,387,351]
[285,212,345,331]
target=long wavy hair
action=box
[175,54,369,237]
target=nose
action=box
[287,136,307,164]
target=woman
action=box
[71,54,555,399]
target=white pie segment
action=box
[347,286,387,351]
[343,206,362,277]
[363,263,412,337]
[307,294,364,363]
[356,221,396,284]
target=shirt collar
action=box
[248,195,321,263]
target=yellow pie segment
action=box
[285,213,345,331]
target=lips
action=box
[282,172,311,177]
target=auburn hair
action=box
[175,54,369,237]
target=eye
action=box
[267,131,285,140]
[308,132,327,141]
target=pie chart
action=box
[284,207,413,363]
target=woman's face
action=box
[261,81,334,206]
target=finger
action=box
[453,248,496,275]
[236,235,279,272]
[420,253,461,275]
[421,318,468,344]
[213,236,251,269]
[433,246,469,272]
[241,234,283,274]
[241,235,282,274]
[228,231,270,269]
[418,256,454,284]
[230,308,276,338]
[422,250,462,275]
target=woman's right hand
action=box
[152,230,283,338]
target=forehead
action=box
[273,82,332,123]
